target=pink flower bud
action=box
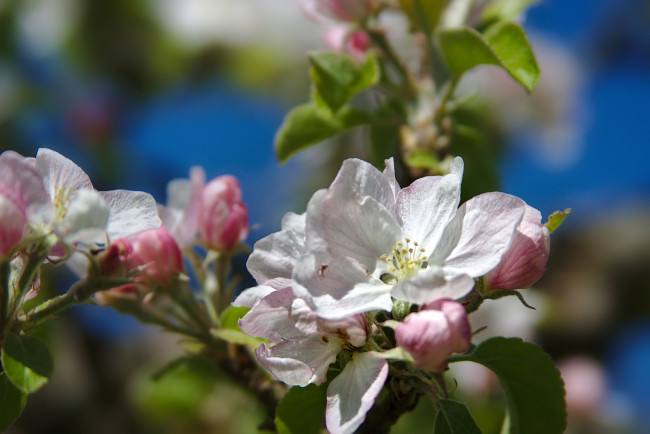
[317,0,379,22]
[0,194,27,257]
[395,299,471,371]
[198,175,249,251]
[98,238,133,277]
[130,227,183,286]
[323,27,370,62]
[484,205,550,290]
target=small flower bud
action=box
[130,227,183,286]
[323,27,370,61]
[0,194,26,257]
[97,238,133,277]
[484,205,550,290]
[395,299,471,371]
[198,175,249,251]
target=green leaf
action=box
[544,209,571,234]
[275,383,328,434]
[482,0,540,23]
[219,305,250,330]
[434,399,482,434]
[1,333,53,393]
[399,0,449,31]
[437,24,539,91]
[275,103,369,162]
[483,22,540,92]
[309,51,380,113]
[450,337,566,434]
[0,373,27,431]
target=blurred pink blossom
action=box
[323,26,370,61]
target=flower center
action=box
[380,238,428,284]
[52,184,72,223]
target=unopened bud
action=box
[198,175,249,251]
[484,205,550,290]
[130,227,183,286]
[395,299,471,371]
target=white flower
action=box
[34,148,161,244]
[235,280,387,434]
[249,157,526,319]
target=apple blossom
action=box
[395,298,471,371]
[33,148,161,244]
[158,166,206,245]
[484,205,550,290]
[198,175,249,251]
[285,157,526,319]
[235,281,387,434]
[130,227,183,286]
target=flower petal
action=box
[326,352,388,434]
[0,150,49,214]
[61,189,109,243]
[246,213,307,283]
[167,166,206,245]
[306,189,402,272]
[328,158,398,210]
[393,157,462,251]
[101,190,162,240]
[292,255,393,319]
[239,287,304,342]
[429,192,525,277]
[391,268,475,305]
[232,277,293,308]
[36,148,93,196]
[256,336,339,386]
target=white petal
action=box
[239,287,303,342]
[292,255,394,320]
[61,189,108,243]
[326,352,388,434]
[256,337,339,386]
[281,212,306,237]
[232,277,292,308]
[170,166,205,245]
[101,190,162,240]
[391,268,475,305]
[381,158,401,200]
[429,192,525,277]
[393,158,462,251]
[328,158,397,210]
[36,148,93,197]
[246,221,307,283]
[306,189,402,272]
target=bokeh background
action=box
[2,0,649,433]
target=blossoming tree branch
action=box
[0,0,572,433]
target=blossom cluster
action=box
[235,157,549,433]
[0,148,248,309]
